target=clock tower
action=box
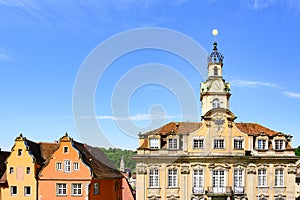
[200,31,231,116]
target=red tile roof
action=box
[235,123,284,136]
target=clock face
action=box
[212,80,222,90]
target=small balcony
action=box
[207,186,232,196]
[193,187,205,194]
[233,186,245,194]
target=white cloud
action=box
[92,113,177,121]
[250,0,300,11]
[282,91,300,99]
[230,80,280,89]
[0,49,10,61]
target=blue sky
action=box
[0,0,300,150]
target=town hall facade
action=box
[134,37,299,200]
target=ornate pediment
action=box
[208,163,230,169]
[136,163,147,174]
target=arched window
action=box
[214,66,218,76]
[212,98,220,108]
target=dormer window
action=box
[214,66,218,76]
[212,98,220,109]
[149,138,159,149]
[168,138,178,149]
[275,140,285,150]
[257,139,267,150]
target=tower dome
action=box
[208,41,224,65]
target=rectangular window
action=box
[214,139,225,149]
[275,169,284,186]
[63,146,69,153]
[149,138,159,149]
[64,160,71,173]
[193,169,204,188]
[24,186,31,196]
[258,139,267,150]
[94,183,100,194]
[10,186,17,196]
[18,149,22,156]
[73,162,79,171]
[234,139,243,149]
[275,140,285,150]
[9,167,14,174]
[56,183,67,196]
[193,139,204,149]
[56,162,62,171]
[72,183,82,196]
[168,138,178,149]
[149,169,159,188]
[212,170,225,193]
[258,169,267,186]
[234,169,244,193]
[26,167,31,174]
[168,169,177,187]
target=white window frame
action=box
[9,167,14,174]
[212,98,220,108]
[275,140,285,150]
[258,168,267,187]
[168,168,177,187]
[168,138,178,149]
[193,169,204,188]
[275,169,284,187]
[257,139,267,150]
[212,170,225,192]
[193,139,204,149]
[149,168,159,188]
[56,183,67,196]
[26,167,31,174]
[233,169,244,192]
[214,139,225,149]
[149,138,159,149]
[72,183,82,196]
[64,160,71,173]
[93,182,100,194]
[234,139,243,149]
[56,162,62,171]
[24,186,31,196]
[73,162,79,171]
[10,186,17,196]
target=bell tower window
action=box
[214,66,218,76]
[212,98,220,108]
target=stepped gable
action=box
[0,151,10,184]
[73,141,123,179]
[84,144,116,169]
[235,122,284,137]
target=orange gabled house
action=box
[38,133,123,200]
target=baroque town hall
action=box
[134,35,299,200]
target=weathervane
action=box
[212,28,219,41]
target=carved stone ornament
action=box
[136,164,147,175]
[288,164,297,174]
[181,165,190,174]
[247,164,256,174]
[214,117,225,134]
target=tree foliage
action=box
[295,146,300,156]
[99,147,137,173]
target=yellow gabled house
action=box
[1,134,44,200]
